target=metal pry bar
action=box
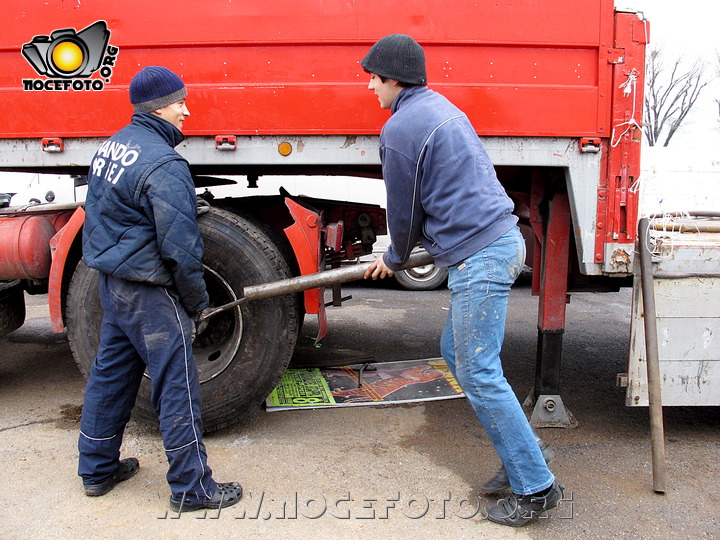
[198,251,435,322]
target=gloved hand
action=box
[190,308,213,342]
[197,308,213,334]
[197,197,211,215]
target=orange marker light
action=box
[278,142,293,156]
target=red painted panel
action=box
[282,198,327,342]
[0,0,617,138]
[537,193,571,331]
[48,207,85,333]
[594,11,646,262]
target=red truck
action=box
[0,0,647,431]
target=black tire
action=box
[67,208,300,432]
[0,280,25,337]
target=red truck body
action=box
[4,1,623,138]
[0,0,648,430]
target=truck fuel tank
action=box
[0,215,55,280]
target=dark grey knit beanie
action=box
[360,34,427,86]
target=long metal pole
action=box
[199,251,435,321]
[637,217,667,494]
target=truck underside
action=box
[0,0,651,430]
[0,133,634,430]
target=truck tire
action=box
[67,208,300,432]
[0,280,25,337]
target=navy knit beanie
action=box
[360,34,427,86]
[129,66,187,112]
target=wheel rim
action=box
[192,266,244,383]
[403,264,442,283]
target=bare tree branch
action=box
[643,47,710,146]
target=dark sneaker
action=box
[84,457,140,497]
[485,481,564,527]
[170,482,243,513]
[480,439,554,494]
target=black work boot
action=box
[485,481,564,527]
[84,457,140,497]
[480,439,554,494]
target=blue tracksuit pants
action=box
[78,272,217,503]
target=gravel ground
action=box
[0,284,718,539]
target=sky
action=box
[620,1,720,214]
[622,1,720,58]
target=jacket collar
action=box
[130,111,185,147]
[391,85,428,115]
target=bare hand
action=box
[364,257,395,280]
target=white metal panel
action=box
[627,225,720,407]
[627,282,720,406]
[0,134,599,168]
[627,356,720,407]
[653,278,720,318]
[655,318,720,361]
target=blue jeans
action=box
[78,273,217,503]
[441,226,554,495]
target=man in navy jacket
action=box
[79,66,242,512]
[361,35,564,527]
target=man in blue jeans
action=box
[79,66,242,512]
[361,34,564,527]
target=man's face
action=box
[368,73,402,109]
[153,99,190,131]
